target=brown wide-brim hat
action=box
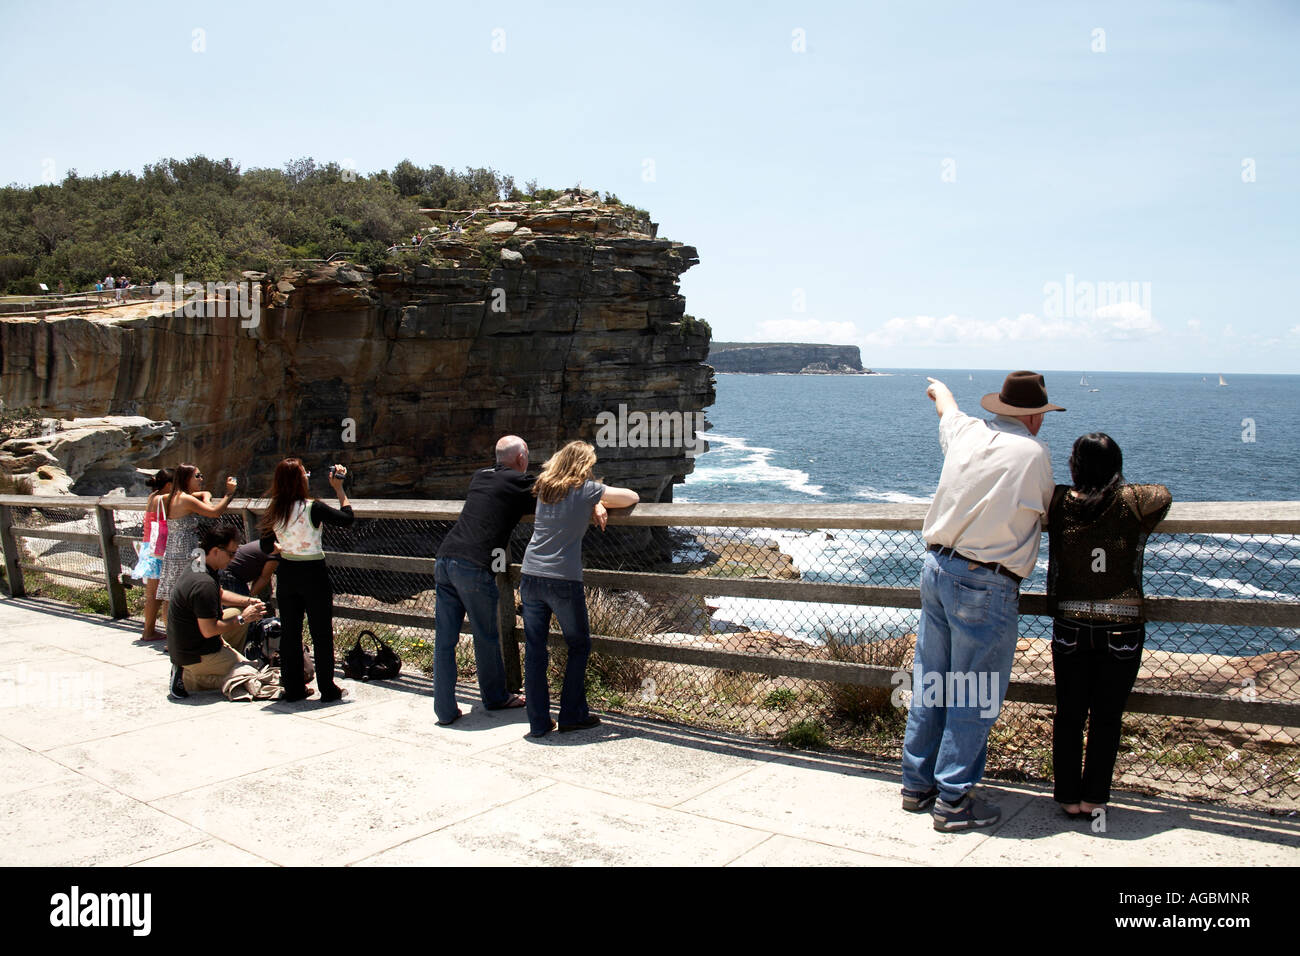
[981,370,1066,416]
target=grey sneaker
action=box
[901,787,939,812]
[932,793,1001,832]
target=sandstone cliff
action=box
[0,195,714,501]
[708,342,867,374]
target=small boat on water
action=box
[1219,374,1228,387]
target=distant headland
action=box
[707,342,872,374]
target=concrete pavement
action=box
[1,596,1296,866]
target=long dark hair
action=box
[258,457,312,533]
[1068,433,1124,518]
[146,468,173,494]
[167,463,199,511]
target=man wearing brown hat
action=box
[901,370,1064,831]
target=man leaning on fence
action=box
[901,371,1063,832]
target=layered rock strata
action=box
[0,200,713,503]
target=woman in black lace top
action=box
[1047,433,1171,820]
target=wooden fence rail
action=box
[1,494,1298,727]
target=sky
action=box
[2,0,1297,373]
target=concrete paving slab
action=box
[0,662,230,752]
[46,631,171,668]
[318,694,534,757]
[123,657,172,681]
[130,839,277,867]
[0,735,82,797]
[0,638,85,666]
[962,791,1300,866]
[675,752,1030,865]
[475,716,777,806]
[150,738,554,866]
[0,778,204,866]
[355,781,769,866]
[727,833,921,867]
[44,708,371,801]
[262,674,405,719]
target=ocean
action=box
[673,370,1300,655]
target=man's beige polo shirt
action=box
[921,410,1055,580]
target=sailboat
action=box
[1218,374,1228,387]
[1080,373,1090,387]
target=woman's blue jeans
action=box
[521,573,591,735]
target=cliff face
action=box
[708,342,866,374]
[0,200,714,502]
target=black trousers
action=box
[276,558,338,698]
[1051,618,1144,805]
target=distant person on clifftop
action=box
[901,371,1063,832]
[258,458,353,703]
[432,435,549,725]
[1046,433,1170,823]
[520,441,638,738]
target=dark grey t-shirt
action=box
[520,480,606,581]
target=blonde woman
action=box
[521,441,638,737]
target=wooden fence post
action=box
[0,504,25,598]
[96,501,129,618]
[497,569,521,692]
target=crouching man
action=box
[167,525,269,699]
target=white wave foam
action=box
[707,594,919,642]
[686,432,825,496]
[1204,533,1300,549]
[854,487,934,504]
[1196,578,1296,600]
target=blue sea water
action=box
[674,370,1300,655]
[679,370,1300,504]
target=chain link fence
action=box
[3,498,1297,809]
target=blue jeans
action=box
[521,573,591,735]
[434,557,510,723]
[901,550,1020,804]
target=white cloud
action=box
[861,307,1162,348]
[754,319,860,343]
[1093,301,1161,339]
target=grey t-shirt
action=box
[520,480,606,581]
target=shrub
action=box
[781,719,828,749]
[822,631,911,724]
[764,687,797,710]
